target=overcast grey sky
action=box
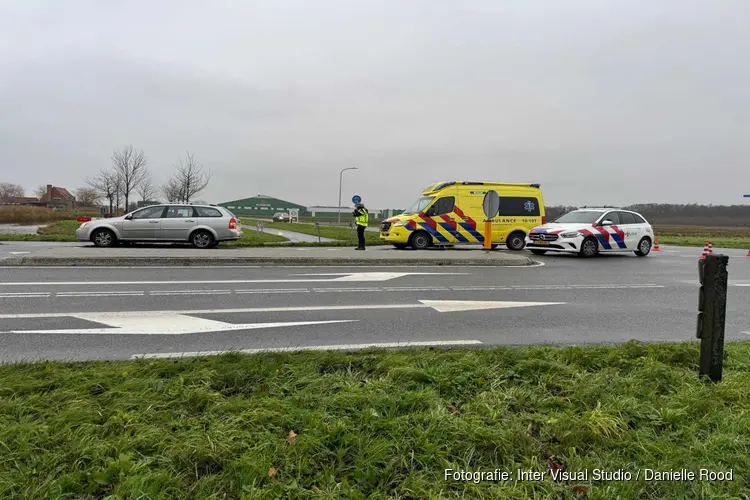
[2,0,749,207]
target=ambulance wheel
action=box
[530,249,548,255]
[393,243,408,249]
[634,237,652,257]
[579,237,599,258]
[506,231,526,251]
[409,231,432,250]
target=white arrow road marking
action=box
[5,313,355,335]
[133,340,484,359]
[0,300,565,320]
[0,272,466,286]
[420,300,561,312]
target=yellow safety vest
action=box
[355,208,369,226]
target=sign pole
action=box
[484,220,492,250]
[481,190,500,251]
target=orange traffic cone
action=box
[653,238,660,251]
[699,241,709,260]
[707,241,714,256]
[746,248,750,257]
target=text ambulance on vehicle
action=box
[525,207,655,258]
[380,181,546,250]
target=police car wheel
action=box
[410,231,431,250]
[506,231,526,251]
[579,237,599,258]
[634,237,652,257]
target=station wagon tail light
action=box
[541,216,547,224]
[229,218,237,229]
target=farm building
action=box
[218,195,307,217]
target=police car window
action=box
[553,210,601,223]
[617,212,636,224]
[428,197,455,216]
[632,213,646,224]
[602,212,620,224]
[498,197,540,216]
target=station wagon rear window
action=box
[196,207,223,217]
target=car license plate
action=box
[536,240,550,246]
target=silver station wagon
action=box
[75,204,242,248]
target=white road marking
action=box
[0,292,50,298]
[5,313,356,335]
[0,283,667,299]
[0,272,466,286]
[8,252,31,255]
[0,300,564,320]
[132,340,484,359]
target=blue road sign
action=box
[352,195,362,203]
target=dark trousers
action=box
[356,225,366,248]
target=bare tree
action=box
[74,187,101,207]
[173,151,212,203]
[111,145,149,213]
[34,185,48,199]
[86,169,118,214]
[161,176,183,203]
[136,172,158,202]
[0,182,25,202]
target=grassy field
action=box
[3,219,750,249]
[1,341,749,498]
[243,218,386,245]
[654,225,750,249]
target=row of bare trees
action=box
[86,145,211,214]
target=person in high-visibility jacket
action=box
[352,202,369,250]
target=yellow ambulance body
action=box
[379,181,546,250]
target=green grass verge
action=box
[657,236,750,249]
[654,225,750,249]
[1,341,749,498]
[243,218,386,245]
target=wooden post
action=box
[697,254,729,382]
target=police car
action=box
[525,207,654,258]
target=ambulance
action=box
[380,181,546,250]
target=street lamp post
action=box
[338,167,358,223]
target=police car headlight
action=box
[561,232,580,238]
[393,222,406,227]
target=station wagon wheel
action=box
[91,228,116,247]
[579,236,599,258]
[505,231,526,251]
[409,231,431,250]
[190,230,214,249]
[634,237,652,257]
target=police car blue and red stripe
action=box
[525,207,655,258]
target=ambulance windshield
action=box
[403,196,434,214]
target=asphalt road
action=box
[1,245,748,362]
